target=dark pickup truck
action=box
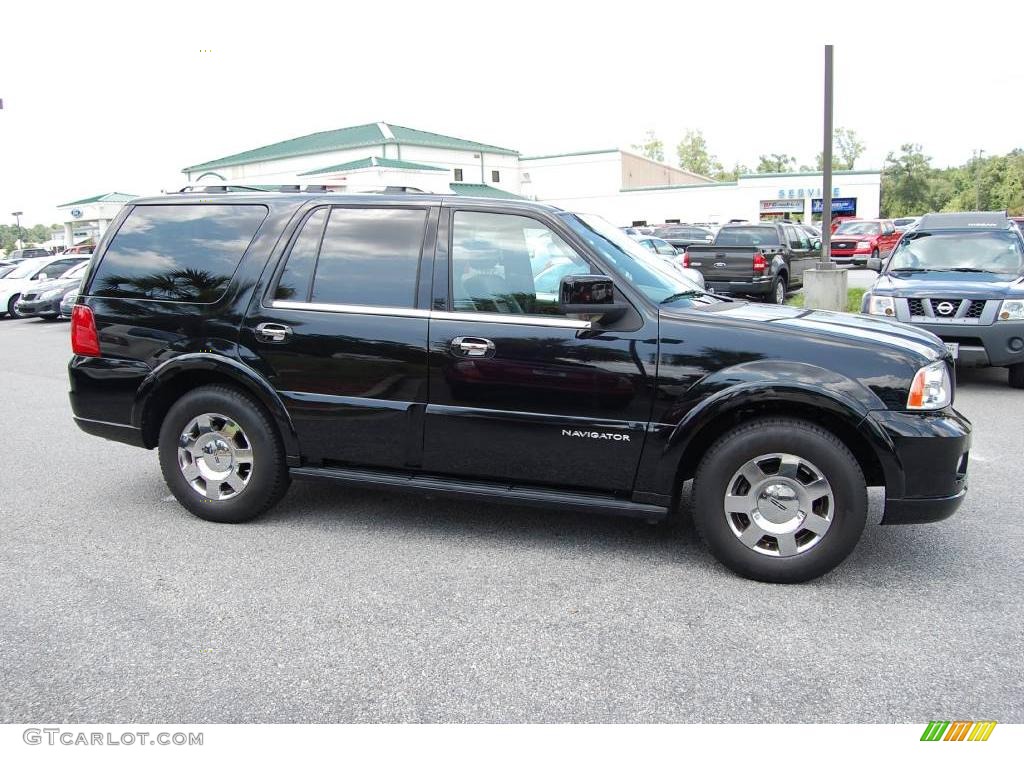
[686,222,822,304]
[68,190,969,583]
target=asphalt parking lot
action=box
[1,314,1021,724]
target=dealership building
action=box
[177,121,880,226]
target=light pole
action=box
[820,45,834,268]
[975,149,984,211]
[11,211,24,248]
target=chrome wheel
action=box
[774,280,785,304]
[177,413,254,501]
[723,453,834,557]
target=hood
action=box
[665,301,945,361]
[871,270,1024,300]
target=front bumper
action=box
[831,250,872,266]
[895,319,1024,368]
[14,296,62,317]
[866,409,971,524]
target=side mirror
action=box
[559,275,628,323]
[866,257,882,272]
[812,239,822,250]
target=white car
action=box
[0,255,89,318]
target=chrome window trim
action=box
[270,301,591,329]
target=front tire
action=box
[1009,363,1024,389]
[158,385,290,523]
[692,418,867,583]
[7,295,24,318]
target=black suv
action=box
[861,211,1024,388]
[69,191,970,582]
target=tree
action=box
[810,127,866,171]
[631,129,664,163]
[881,144,934,217]
[714,162,751,182]
[757,154,796,173]
[676,129,722,177]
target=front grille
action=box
[929,298,962,318]
[832,241,855,250]
[965,300,987,319]
[908,298,925,316]
[22,293,37,301]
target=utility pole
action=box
[820,45,834,267]
[803,44,847,312]
[11,211,24,249]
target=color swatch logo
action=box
[921,721,997,741]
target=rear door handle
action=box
[450,336,495,358]
[255,322,292,343]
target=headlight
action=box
[40,288,63,300]
[867,295,895,317]
[856,241,873,250]
[907,361,952,410]
[998,299,1024,321]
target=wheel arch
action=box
[132,354,300,461]
[668,385,891,499]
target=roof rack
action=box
[172,184,431,195]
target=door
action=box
[242,203,437,468]
[423,207,656,492]
[880,221,899,254]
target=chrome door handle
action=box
[255,322,292,343]
[451,336,495,358]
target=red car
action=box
[829,219,901,266]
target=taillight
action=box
[752,252,768,273]
[679,250,691,268]
[71,305,100,357]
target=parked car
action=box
[655,224,715,251]
[0,255,89,318]
[861,211,1024,388]
[632,235,706,288]
[892,216,921,233]
[62,243,95,256]
[685,222,821,304]
[830,219,902,266]
[7,248,50,262]
[0,261,16,279]
[14,261,89,320]
[59,286,79,319]
[69,191,969,583]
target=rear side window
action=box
[308,207,428,308]
[90,204,267,301]
[274,208,327,301]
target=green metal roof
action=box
[298,156,448,176]
[183,122,518,173]
[519,148,619,161]
[738,169,881,179]
[449,183,525,200]
[58,192,138,207]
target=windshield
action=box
[560,212,724,307]
[888,231,1023,274]
[835,221,881,235]
[4,258,47,279]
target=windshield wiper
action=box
[890,267,936,272]
[660,290,705,304]
[945,267,995,273]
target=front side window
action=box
[451,211,588,316]
[310,207,428,308]
[90,204,267,301]
[888,231,1024,274]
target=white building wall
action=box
[535,172,881,227]
[519,151,622,201]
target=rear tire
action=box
[1009,363,1024,389]
[767,276,786,305]
[692,417,867,583]
[158,385,290,523]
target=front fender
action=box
[132,353,300,459]
[635,359,889,498]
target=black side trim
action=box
[290,465,668,520]
[73,417,148,449]
[881,488,966,525]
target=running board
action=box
[290,465,668,520]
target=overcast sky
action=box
[1,0,1021,224]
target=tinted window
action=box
[714,227,781,246]
[275,208,327,301]
[451,210,588,315]
[91,204,267,301]
[310,207,427,307]
[654,240,677,256]
[39,258,84,278]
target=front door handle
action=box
[255,322,292,343]
[450,336,495,358]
